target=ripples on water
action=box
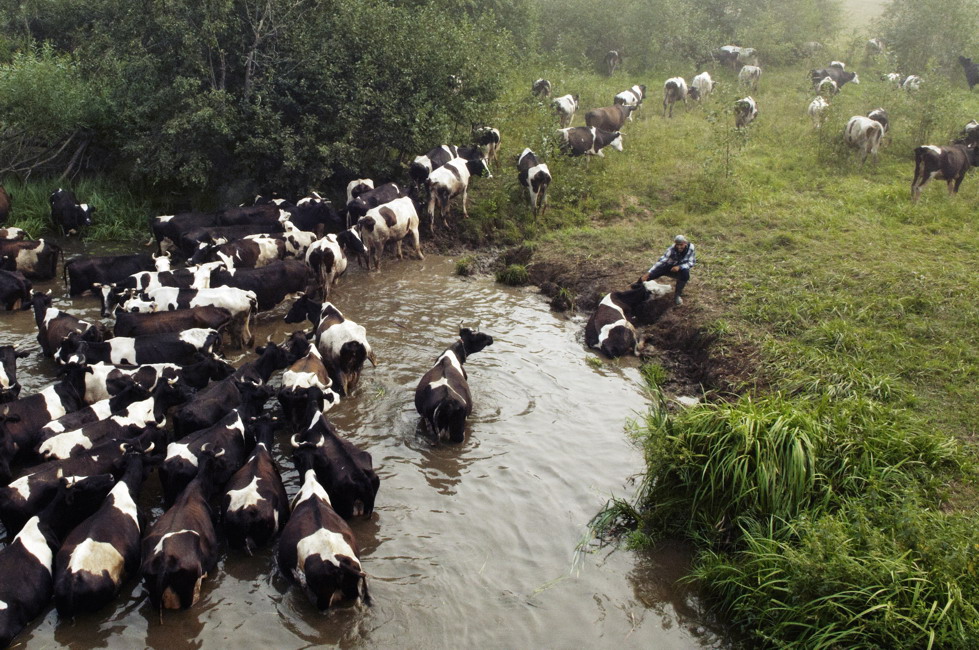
[1,248,715,648]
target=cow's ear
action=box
[15,349,29,359]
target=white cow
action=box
[691,72,713,102]
[662,77,690,118]
[808,96,829,127]
[614,84,646,119]
[738,65,762,91]
[552,94,579,128]
[356,196,424,271]
[844,116,885,164]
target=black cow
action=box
[221,414,289,552]
[140,450,220,611]
[148,204,283,254]
[810,67,859,89]
[278,447,370,610]
[911,144,979,201]
[0,269,31,310]
[0,185,11,225]
[31,291,105,358]
[49,188,95,236]
[56,328,221,367]
[585,283,651,358]
[0,474,115,647]
[53,450,148,616]
[209,259,310,312]
[281,197,345,236]
[0,239,61,281]
[960,56,979,90]
[290,410,379,518]
[284,296,376,396]
[0,431,160,534]
[556,126,624,157]
[113,305,233,338]
[64,253,154,297]
[0,345,29,403]
[414,327,494,443]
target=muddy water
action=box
[1,244,716,648]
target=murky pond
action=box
[1,243,716,648]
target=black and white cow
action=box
[844,116,885,164]
[160,409,252,506]
[738,65,762,91]
[52,450,148,616]
[284,296,376,396]
[278,447,370,610]
[305,228,367,298]
[810,67,859,89]
[614,84,646,118]
[414,327,494,443]
[345,182,407,224]
[290,411,379,518]
[473,126,501,166]
[911,143,979,201]
[426,157,491,230]
[80,357,231,404]
[0,270,32,310]
[0,345,29,403]
[959,56,979,90]
[867,108,889,135]
[148,204,282,254]
[0,239,62,281]
[98,262,218,315]
[734,96,758,128]
[346,179,374,205]
[552,94,579,128]
[140,450,220,610]
[56,328,221,367]
[604,50,622,75]
[358,196,424,270]
[0,474,115,647]
[585,282,661,358]
[64,253,155,297]
[662,77,691,117]
[169,339,289,438]
[0,361,89,483]
[278,333,340,429]
[122,286,257,348]
[49,188,95,236]
[556,126,624,157]
[517,148,551,216]
[34,384,150,449]
[532,78,551,98]
[208,259,309,312]
[0,431,160,534]
[31,291,105,357]
[221,414,290,552]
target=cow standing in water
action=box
[414,327,494,443]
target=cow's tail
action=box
[911,146,928,198]
[432,400,467,443]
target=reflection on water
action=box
[3,242,714,648]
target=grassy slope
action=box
[470,60,979,466]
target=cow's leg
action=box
[410,229,424,260]
[461,189,469,218]
[395,239,403,260]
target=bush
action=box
[496,264,529,285]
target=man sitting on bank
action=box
[640,234,696,306]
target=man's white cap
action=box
[674,235,688,243]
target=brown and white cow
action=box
[844,116,885,164]
[0,239,61,281]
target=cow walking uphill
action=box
[605,50,622,76]
[414,326,493,443]
[585,282,668,358]
[517,148,552,217]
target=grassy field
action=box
[842,0,887,27]
[457,55,979,646]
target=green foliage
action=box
[455,255,476,276]
[879,0,979,75]
[639,361,669,389]
[495,263,529,285]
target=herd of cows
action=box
[1,35,979,644]
[0,180,504,644]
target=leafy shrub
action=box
[496,264,529,286]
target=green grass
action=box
[2,177,152,241]
[464,57,979,647]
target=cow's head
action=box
[608,132,624,152]
[337,227,367,258]
[0,345,29,403]
[459,326,493,356]
[465,158,492,179]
